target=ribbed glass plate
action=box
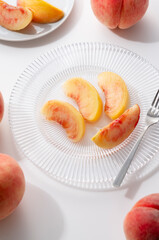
[9,42,159,190]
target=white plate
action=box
[0,0,74,42]
[8,42,159,190]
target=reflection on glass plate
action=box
[0,0,74,42]
[8,42,159,190]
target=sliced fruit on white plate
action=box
[17,0,64,23]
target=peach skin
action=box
[17,0,64,23]
[0,154,25,220]
[91,104,140,149]
[91,0,149,29]
[124,193,159,240]
[41,100,85,142]
[119,0,149,29]
[0,92,4,122]
[98,72,129,120]
[63,77,103,122]
[0,0,32,31]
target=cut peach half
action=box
[98,72,129,120]
[17,0,64,23]
[0,0,32,31]
[91,104,140,149]
[63,77,103,122]
[41,100,85,142]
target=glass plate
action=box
[9,42,159,190]
[0,0,74,42]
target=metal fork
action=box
[113,89,159,188]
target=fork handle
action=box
[113,126,149,188]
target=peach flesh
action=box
[63,78,103,122]
[0,0,33,31]
[17,0,64,24]
[124,194,159,240]
[91,0,149,29]
[41,100,85,142]
[98,72,129,120]
[91,104,140,149]
[0,154,25,220]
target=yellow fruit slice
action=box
[63,77,103,122]
[17,0,64,23]
[91,104,140,149]
[41,100,85,142]
[98,72,129,120]
[0,0,32,31]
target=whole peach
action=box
[0,154,25,220]
[91,0,149,29]
[124,193,159,240]
[0,92,4,122]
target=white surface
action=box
[0,0,159,239]
[0,0,74,41]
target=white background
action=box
[0,1,159,239]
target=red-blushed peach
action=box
[91,104,140,149]
[0,0,32,31]
[98,72,129,120]
[0,153,25,220]
[17,0,64,24]
[63,78,103,122]
[124,193,159,240]
[41,100,85,142]
[119,0,149,29]
[91,0,149,29]
[91,0,123,29]
[0,92,4,122]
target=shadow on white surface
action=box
[17,23,39,35]
[112,151,159,199]
[0,128,21,161]
[123,154,159,199]
[112,12,159,43]
[0,104,21,161]
[0,183,64,240]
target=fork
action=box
[113,89,159,188]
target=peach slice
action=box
[63,78,103,122]
[91,104,140,149]
[98,72,129,120]
[0,0,32,31]
[17,0,64,24]
[41,100,85,142]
